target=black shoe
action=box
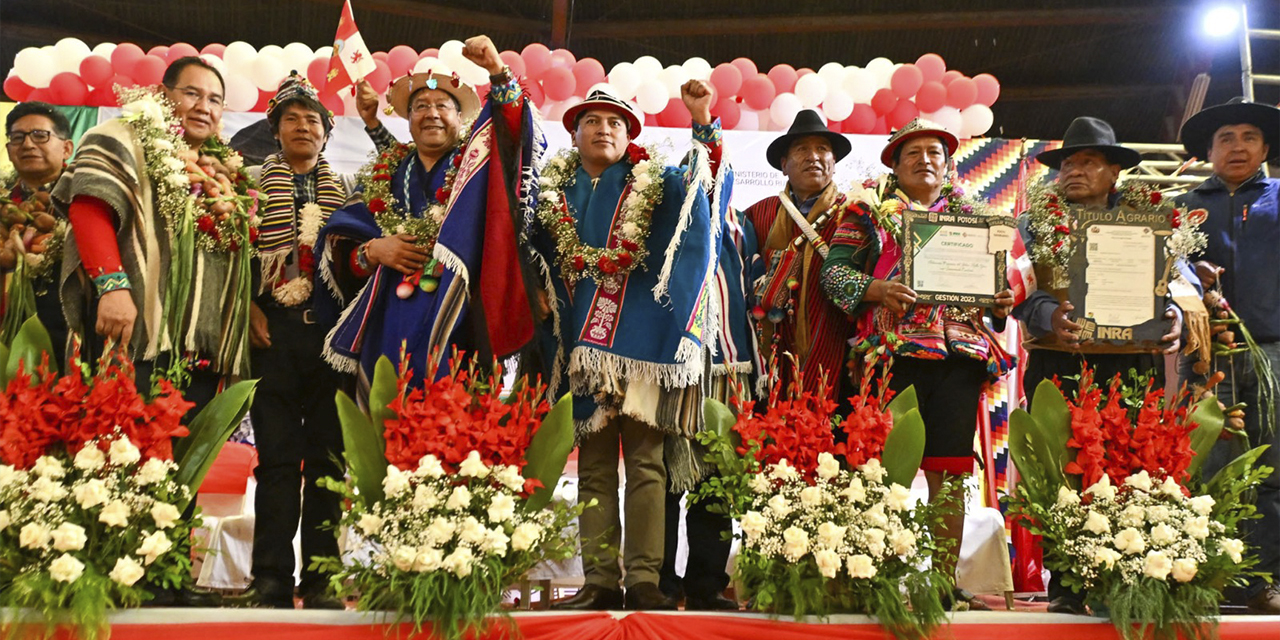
[301,590,346,610]
[228,577,295,609]
[1246,586,1280,615]
[552,584,624,611]
[946,587,991,612]
[685,593,738,611]
[1047,595,1088,615]
[625,583,677,611]
[140,584,223,608]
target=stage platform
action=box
[21,609,1280,640]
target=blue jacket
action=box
[1175,171,1280,342]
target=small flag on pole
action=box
[323,0,376,97]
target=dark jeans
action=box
[249,306,346,594]
[660,478,732,600]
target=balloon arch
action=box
[5,37,999,138]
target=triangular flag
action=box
[323,0,376,97]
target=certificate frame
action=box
[901,209,1011,308]
[1065,203,1173,346]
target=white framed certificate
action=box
[1066,204,1172,346]
[902,210,1012,307]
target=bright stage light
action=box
[1203,6,1241,37]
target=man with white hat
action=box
[536,80,727,611]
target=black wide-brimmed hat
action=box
[766,109,852,170]
[1036,117,1141,170]
[1180,97,1280,162]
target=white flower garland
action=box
[271,202,324,307]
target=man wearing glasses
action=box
[3,102,74,359]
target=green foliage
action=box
[172,379,257,507]
[366,355,397,450]
[521,393,574,510]
[1185,398,1226,480]
[881,406,924,489]
[4,316,55,382]
[335,389,387,507]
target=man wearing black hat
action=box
[235,72,352,610]
[1175,98,1280,614]
[1012,116,1186,614]
[746,109,855,402]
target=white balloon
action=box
[314,46,334,61]
[258,44,285,60]
[224,74,258,112]
[960,104,995,138]
[660,64,691,99]
[755,107,773,131]
[14,48,55,88]
[737,108,760,132]
[412,57,449,75]
[281,42,314,74]
[681,56,712,81]
[224,41,258,72]
[251,55,287,92]
[54,38,90,68]
[865,57,895,89]
[822,89,854,121]
[439,40,466,67]
[924,107,963,136]
[91,42,117,59]
[342,90,358,115]
[545,97,579,125]
[818,62,846,88]
[794,74,828,108]
[587,82,615,96]
[633,55,663,78]
[844,67,876,103]
[634,79,668,114]
[769,92,803,129]
[200,54,228,77]
[608,62,640,99]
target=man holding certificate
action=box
[819,118,1015,611]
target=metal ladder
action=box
[1239,2,1280,101]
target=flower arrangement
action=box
[358,142,453,257]
[270,202,325,307]
[315,352,579,640]
[535,143,664,292]
[852,172,991,244]
[0,318,255,639]
[0,188,66,345]
[1006,368,1269,640]
[695,368,951,639]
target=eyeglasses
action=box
[410,101,456,115]
[170,86,225,109]
[5,129,60,147]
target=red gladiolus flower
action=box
[597,256,618,274]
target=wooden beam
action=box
[571,6,1187,39]
[550,0,570,48]
[999,84,1179,102]
[301,0,544,34]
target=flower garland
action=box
[270,202,324,307]
[117,87,260,256]
[535,143,665,292]
[853,173,992,244]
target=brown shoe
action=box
[625,583,677,611]
[1246,586,1280,614]
[552,584,624,611]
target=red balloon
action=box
[571,58,605,95]
[28,87,52,103]
[710,63,743,97]
[132,55,167,86]
[946,77,978,109]
[730,57,758,81]
[499,51,526,78]
[87,85,117,107]
[941,70,963,86]
[550,49,576,69]
[796,68,814,79]
[890,64,924,99]
[872,115,890,135]
[524,79,545,108]
[147,45,170,60]
[887,99,919,130]
[767,64,798,94]
[420,48,440,59]
[973,73,1001,107]
[367,59,392,93]
[846,103,877,134]
[372,51,388,64]
[916,53,946,83]
[168,43,199,63]
[710,96,741,129]
[871,88,899,115]
[253,89,272,112]
[387,45,418,78]
[109,74,136,90]
[48,72,89,105]
[541,66,576,102]
[914,81,946,113]
[521,43,552,80]
[319,90,344,116]
[80,55,114,87]
[3,75,33,101]
[741,73,775,111]
[306,57,329,91]
[657,98,692,128]
[644,112,657,128]
[111,43,144,76]
[201,43,226,58]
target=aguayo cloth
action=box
[533,142,729,445]
[53,118,253,376]
[256,152,347,292]
[317,98,539,386]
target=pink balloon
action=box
[887,99,919,130]
[307,57,329,91]
[521,43,552,80]
[644,112,657,128]
[657,98,692,128]
[132,55,167,86]
[916,54,946,83]
[109,73,136,90]
[368,59,392,94]
[79,55,114,87]
[168,43,199,63]
[890,64,924,99]
[872,115,890,135]
[387,45,418,77]
[420,48,439,60]
[846,103,877,134]
[524,79,545,108]
[730,57,758,81]
[973,73,1000,107]
[797,67,814,78]
[871,88,898,115]
[946,77,978,109]
[915,81,946,113]
[3,75,33,101]
[49,72,89,105]
[87,85,117,107]
[253,89,272,112]
[499,51,526,77]
[27,87,52,103]
[941,70,963,86]
[372,51,388,64]
[767,64,798,94]
[710,97,741,129]
[741,73,775,111]
[147,45,170,60]
[111,43,145,76]
[320,91,344,117]
[710,63,743,97]
[550,49,576,69]
[541,66,576,102]
[201,43,226,58]
[571,58,605,94]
